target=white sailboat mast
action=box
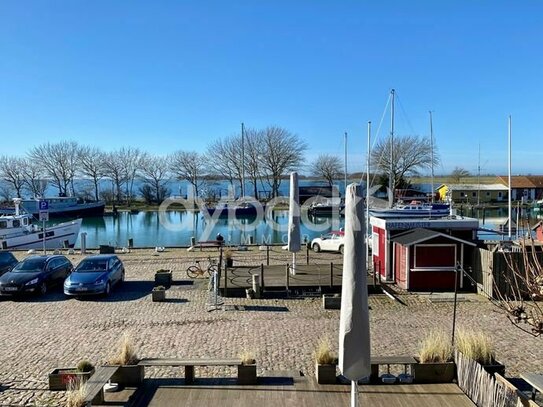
[389,89,395,208]
[241,122,245,198]
[508,115,512,239]
[429,111,435,203]
[344,131,348,195]
[367,121,371,270]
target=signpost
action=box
[38,200,49,254]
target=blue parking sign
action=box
[38,200,49,211]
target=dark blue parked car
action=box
[0,255,73,295]
[64,255,125,297]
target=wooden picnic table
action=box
[522,373,543,401]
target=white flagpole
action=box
[351,380,358,407]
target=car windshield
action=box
[12,258,46,273]
[76,259,109,272]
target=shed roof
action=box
[391,228,477,247]
[447,183,508,191]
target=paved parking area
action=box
[0,248,540,406]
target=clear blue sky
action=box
[1,1,541,175]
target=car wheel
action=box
[313,244,321,253]
[104,282,111,296]
[339,245,344,255]
[39,282,47,296]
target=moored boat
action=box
[0,199,82,250]
[0,197,104,218]
[370,201,450,219]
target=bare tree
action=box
[140,154,171,203]
[493,238,543,337]
[206,139,237,190]
[79,146,105,201]
[450,166,471,183]
[103,151,127,203]
[244,128,265,198]
[22,160,48,197]
[371,135,438,197]
[0,156,26,198]
[260,126,307,198]
[28,141,79,196]
[311,154,342,187]
[170,151,206,198]
[118,147,144,205]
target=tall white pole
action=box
[344,132,348,196]
[366,121,371,272]
[241,122,245,198]
[429,111,435,203]
[508,115,512,239]
[351,381,358,407]
[389,89,395,208]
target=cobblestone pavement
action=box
[0,248,541,406]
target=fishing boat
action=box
[0,199,82,250]
[0,197,104,218]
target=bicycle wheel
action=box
[186,266,201,279]
[207,264,218,277]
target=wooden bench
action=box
[191,241,224,251]
[370,356,416,381]
[137,358,244,384]
[82,365,119,406]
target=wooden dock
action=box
[110,372,475,407]
[219,263,379,297]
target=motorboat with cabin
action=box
[0,199,82,250]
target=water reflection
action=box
[77,210,343,248]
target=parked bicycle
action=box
[186,257,218,278]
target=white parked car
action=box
[311,231,345,254]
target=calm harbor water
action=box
[71,206,535,248]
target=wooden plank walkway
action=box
[111,372,475,407]
[220,263,378,296]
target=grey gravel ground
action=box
[0,247,541,406]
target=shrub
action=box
[76,360,94,373]
[66,378,89,407]
[239,350,256,365]
[108,332,139,366]
[418,330,453,363]
[314,337,336,365]
[455,330,495,365]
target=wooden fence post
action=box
[286,264,290,293]
[224,266,228,298]
[267,245,270,266]
[260,263,265,289]
[330,262,334,288]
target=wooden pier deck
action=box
[110,372,475,407]
[219,263,379,296]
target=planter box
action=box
[155,270,172,288]
[237,364,257,385]
[413,359,455,383]
[315,362,337,384]
[110,365,144,387]
[482,361,505,377]
[322,294,341,310]
[152,288,166,302]
[48,368,95,391]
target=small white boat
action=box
[0,199,82,250]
